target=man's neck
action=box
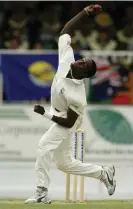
[66,70,82,80]
[66,71,73,79]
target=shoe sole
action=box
[25,201,52,204]
[109,165,116,196]
[39,201,52,204]
[109,179,116,196]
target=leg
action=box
[55,132,102,179]
[55,133,116,196]
[25,123,69,204]
[35,123,69,188]
[56,153,103,179]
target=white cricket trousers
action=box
[35,122,103,188]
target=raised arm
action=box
[58,4,102,65]
[60,4,102,36]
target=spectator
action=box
[117,24,133,50]
[4,30,29,49]
[8,37,20,50]
[38,7,61,49]
[33,41,44,50]
[91,12,114,40]
[88,29,118,51]
[1,6,29,49]
[8,9,28,33]
[0,1,133,51]
[72,19,96,50]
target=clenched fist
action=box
[84,4,102,15]
[34,105,45,115]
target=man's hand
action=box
[84,4,102,15]
[34,105,45,115]
[60,4,102,36]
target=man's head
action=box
[70,59,97,79]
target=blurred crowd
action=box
[0,1,133,51]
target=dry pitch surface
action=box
[0,199,133,209]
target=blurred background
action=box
[0,1,133,201]
[0,1,133,104]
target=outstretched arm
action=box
[60,4,102,36]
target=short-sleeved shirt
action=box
[50,34,87,128]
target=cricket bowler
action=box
[25,4,116,204]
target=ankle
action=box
[37,186,48,191]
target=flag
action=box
[2,53,80,101]
[88,57,129,103]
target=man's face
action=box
[70,59,93,79]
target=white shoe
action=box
[25,188,51,204]
[101,165,116,196]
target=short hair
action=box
[88,60,97,78]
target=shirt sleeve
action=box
[58,34,75,64]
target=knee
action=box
[55,156,73,172]
[37,144,51,158]
[56,162,67,171]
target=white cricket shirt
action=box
[50,34,87,129]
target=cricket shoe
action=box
[25,188,51,204]
[101,165,116,196]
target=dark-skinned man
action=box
[25,4,116,204]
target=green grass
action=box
[0,199,133,209]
